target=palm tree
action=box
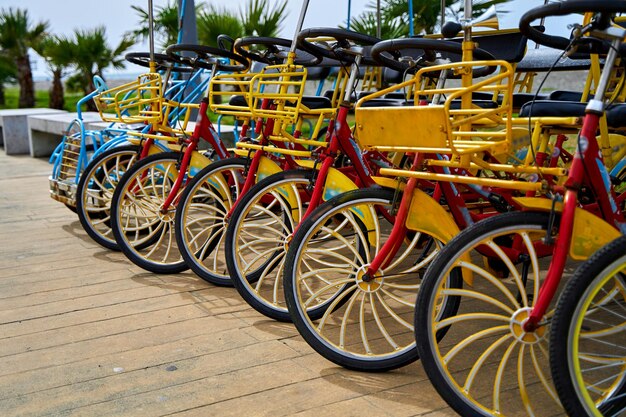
[67,26,135,110]
[129,1,180,49]
[347,0,510,38]
[34,35,74,109]
[348,9,408,39]
[197,5,243,47]
[240,0,288,38]
[0,52,16,106]
[197,0,288,47]
[0,8,48,107]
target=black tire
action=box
[284,187,443,371]
[415,211,564,417]
[174,157,248,285]
[225,169,315,321]
[76,145,140,250]
[550,235,626,417]
[111,152,189,273]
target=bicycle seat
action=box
[300,96,333,110]
[520,100,626,128]
[519,100,586,118]
[516,47,592,72]
[450,100,499,109]
[546,90,584,102]
[227,92,332,111]
[606,104,626,128]
[228,95,250,107]
[359,98,406,107]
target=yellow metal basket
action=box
[249,64,307,124]
[208,64,308,124]
[93,73,163,124]
[355,60,514,157]
[208,71,255,118]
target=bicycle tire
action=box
[225,170,316,321]
[415,211,564,416]
[76,144,140,250]
[284,187,447,371]
[111,152,189,273]
[550,235,626,417]
[174,157,248,286]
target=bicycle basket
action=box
[249,64,307,124]
[355,60,514,157]
[93,73,163,124]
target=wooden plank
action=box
[0,150,455,416]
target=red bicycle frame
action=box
[524,34,626,330]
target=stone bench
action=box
[0,108,67,154]
[27,112,108,157]
[27,112,238,158]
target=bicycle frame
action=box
[524,35,626,331]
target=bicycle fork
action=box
[362,154,423,282]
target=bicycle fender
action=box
[257,156,283,181]
[513,197,621,261]
[294,160,360,200]
[405,190,474,285]
[406,189,460,243]
[607,133,626,169]
[295,160,376,239]
[189,152,211,178]
[257,156,302,216]
[609,155,626,177]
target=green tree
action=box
[129,1,180,49]
[197,5,243,47]
[348,8,408,39]
[66,26,135,110]
[0,8,48,107]
[240,0,287,38]
[347,0,509,38]
[0,51,16,106]
[34,35,74,109]
[197,0,288,47]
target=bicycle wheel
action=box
[284,187,445,371]
[415,211,565,417]
[76,145,140,250]
[174,157,248,286]
[225,170,314,321]
[111,152,189,273]
[550,235,626,417]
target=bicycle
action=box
[109,44,249,273]
[75,52,204,250]
[173,33,352,285]
[413,2,626,415]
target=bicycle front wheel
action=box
[415,211,563,417]
[550,235,626,417]
[111,152,189,273]
[76,145,140,250]
[225,170,315,321]
[174,157,248,286]
[284,188,445,371]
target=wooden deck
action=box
[0,151,454,416]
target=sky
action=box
[0,0,572,79]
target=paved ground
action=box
[0,151,455,416]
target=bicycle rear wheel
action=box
[415,211,563,416]
[111,152,188,273]
[550,235,626,417]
